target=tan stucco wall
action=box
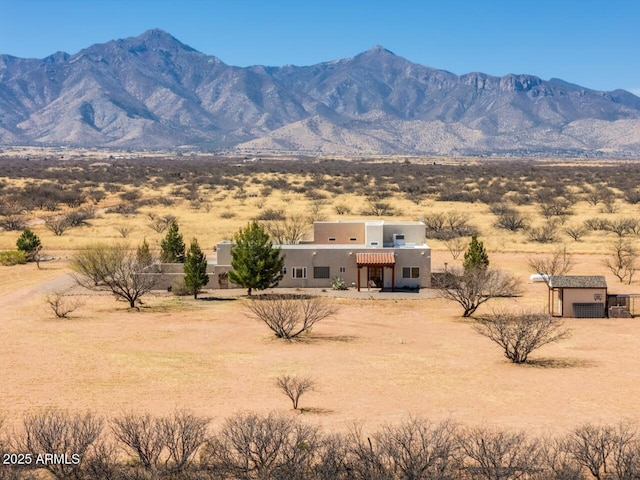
[276,246,431,289]
[558,288,607,317]
[312,222,366,245]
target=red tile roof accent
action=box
[356,252,396,266]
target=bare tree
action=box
[0,214,26,231]
[276,374,316,410]
[566,424,616,480]
[361,199,397,217]
[247,294,338,340]
[564,225,586,242]
[159,410,210,473]
[44,215,71,236]
[20,409,103,480]
[111,413,164,471]
[458,426,540,480]
[263,214,309,244]
[203,412,319,479]
[445,237,467,260]
[474,310,570,364]
[539,436,584,480]
[70,243,158,309]
[603,239,639,284]
[610,421,640,480]
[46,292,85,318]
[526,246,574,287]
[434,267,521,317]
[147,214,176,233]
[528,220,560,243]
[375,417,460,480]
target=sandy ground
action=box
[1,250,640,437]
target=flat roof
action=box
[275,244,430,250]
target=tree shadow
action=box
[298,334,357,344]
[524,357,598,369]
[197,296,238,302]
[298,407,334,415]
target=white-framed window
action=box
[339,266,346,273]
[314,266,330,279]
[292,267,307,279]
[402,267,420,279]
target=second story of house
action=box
[309,220,426,247]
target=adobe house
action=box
[548,276,608,318]
[214,220,431,291]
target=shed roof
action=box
[356,252,396,266]
[549,275,607,289]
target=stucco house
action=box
[214,220,431,291]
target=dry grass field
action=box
[1,151,640,441]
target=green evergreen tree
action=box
[229,221,285,296]
[184,238,209,299]
[463,235,489,273]
[16,229,42,266]
[136,238,153,268]
[160,221,186,263]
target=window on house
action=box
[349,237,357,241]
[328,237,336,242]
[339,266,346,273]
[292,267,307,279]
[370,241,379,246]
[314,266,330,279]
[402,267,420,279]
[281,266,287,275]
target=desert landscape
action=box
[2,150,640,478]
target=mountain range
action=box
[1,28,640,156]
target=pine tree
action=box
[136,238,153,268]
[229,221,285,296]
[16,229,42,267]
[160,221,186,263]
[184,238,209,299]
[463,235,489,273]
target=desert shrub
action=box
[423,212,477,240]
[255,208,286,221]
[528,220,560,243]
[475,310,570,364]
[494,210,528,232]
[564,225,587,241]
[220,210,237,219]
[584,217,612,232]
[65,206,95,227]
[44,215,71,236]
[459,426,541,480]
[247,294,338,340]
[19,410,103,480]
[46,292,85,318]
[331,276,348,290]
[0,250,27,266]
[0,214,26,231]
[360,199,397,217]
[334,203,352,215]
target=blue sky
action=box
[1,0,639,94]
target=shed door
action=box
[572,303,605,318]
